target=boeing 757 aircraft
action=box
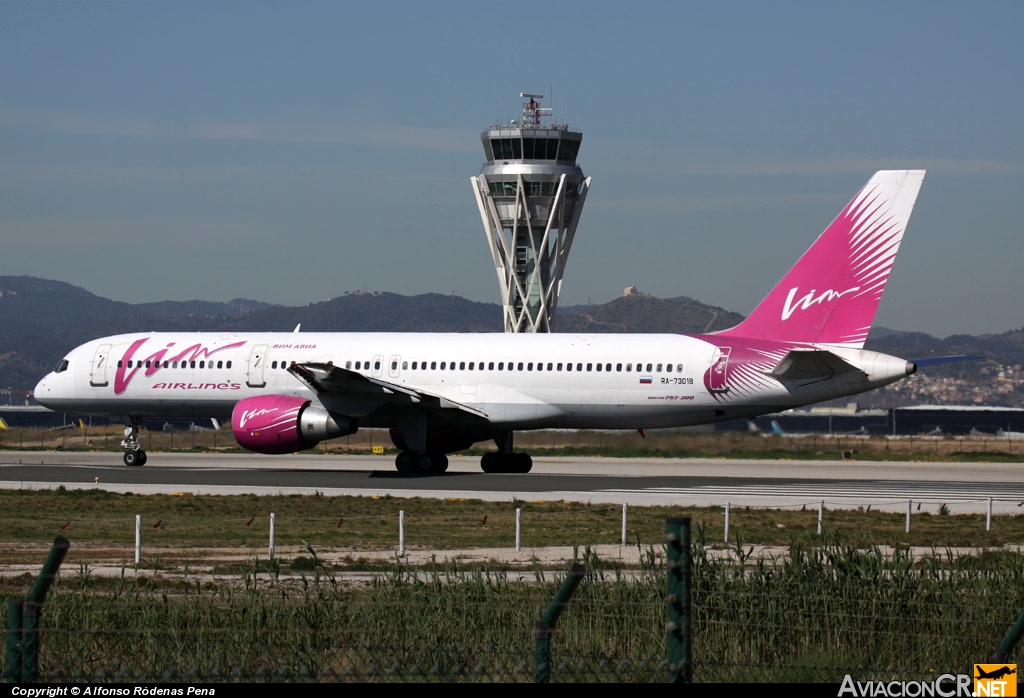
[35,170,926,473]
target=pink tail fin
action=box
[715,170,925,347]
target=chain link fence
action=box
[5,537,1022,683]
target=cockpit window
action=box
[55,359,69,374]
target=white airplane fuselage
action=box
[35,330,911,429]
[31,170,928,472]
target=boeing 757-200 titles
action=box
[35,170,926,473]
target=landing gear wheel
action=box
[123,450,146,467]
[411,452,449,474]
[395,451,416,473]
[481,452,499,473]
[121,418,145,466]
[427,452,448,473]
[513,453,532,473]
[480,452,531,473]
[416,452,436,474]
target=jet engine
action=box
[231,395,356,454]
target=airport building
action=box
[726,405,1024,437]
[470,94,591,332]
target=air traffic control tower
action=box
[471,94,591,332]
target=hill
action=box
[3,276,1021,408]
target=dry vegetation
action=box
[4,424,1024,461]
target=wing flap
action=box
[288,363,488,419]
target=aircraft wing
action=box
[288,362,489,419]
[769,350,865,381]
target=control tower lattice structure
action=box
[471,94,591,332]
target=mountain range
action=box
[2,276,1021,407]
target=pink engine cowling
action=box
[232,395,356,454]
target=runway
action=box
[2,450,1023,513]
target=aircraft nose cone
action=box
[33,376,51,405]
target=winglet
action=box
[716,170,925,347]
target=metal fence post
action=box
[21,602,40,681]
[20,536,70,682]
[666,516,692,683]
[993,610,1024,662]
[818,500,824,536]
[5,599,23,682]
[906,500,912,534]
[398,510,405,557]
[621,503,628,546]
[987,498,993,531]
[534,563,585,683]
[515,508,522,552]
[135,514,142,564]
[724,502,731,542]
[269,512,276,560]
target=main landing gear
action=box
[395,450,449,474]
[480,430,532,473]
[121,418,147,466]
[480,451,532,474]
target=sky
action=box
[1,1,1021,337]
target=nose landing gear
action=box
[121,419,147,466]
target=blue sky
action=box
[1,1,1021,337]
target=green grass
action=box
[1,489,1023,575]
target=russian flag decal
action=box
[639,376,652,384]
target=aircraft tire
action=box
[416,452,438,474]
[124,451,144,467]
[395,451,416,473]
[426,452,449,473]
[514,453,532,473]
[480,452,499,473]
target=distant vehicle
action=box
[36,171,928,473]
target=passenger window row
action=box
[119,359,232,369]
[336,360,685,374]
[120,355,685,375]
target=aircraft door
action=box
[372,354,384,378]
[707,347,732,394]
[388,355,401,379]
[246,345,268,388]
[89,344,111,387]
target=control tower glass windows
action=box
[488,181,520,197]
[486,135,580,163]
[490,139,508,160]
[558,138,580,163]
[489,139,523,160]
[488,180,564,197]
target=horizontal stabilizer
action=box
[908,354,980,368]
[770,350,864,381]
